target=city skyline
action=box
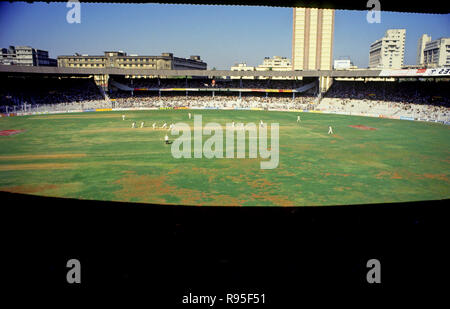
[0,2,449,69]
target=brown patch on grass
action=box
[0,153,86,161]
[0,182,81,195]
[0,183,59,194]
[180,191,209,205]
[250,193,295,206]
[330,140,337,144]
[422,173,448,182]
[375,171,403,179]
[278,170,296,177]
[332,134,344,139]
[376,171,448,182]
[323,172,352,177]
[167,168,182,175]
[247,178,274,189]
[391,172,402,179]
[225,175,250,183]
[375,171,390,179]
[114,173,178,204]
[0,163,77,171]
[191,167,213,174]
[115,174,212,205]
[114,172,246,206]
[208,194,246,206]
[334,187,352,192]
[349,125,377,131]
[190,167,222,183]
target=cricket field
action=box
[0,110,449,206]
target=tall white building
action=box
[423,37,450,68]
[417,34,432,65]
[369,29,406,69]
[292,8,334,71]
[292,8,334,91]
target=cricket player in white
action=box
[260,120,264,128]
[122,115,126,120]
[328,126,334,134]
[132,122,136,128]
[152,122,156,130]
[188,112,191,120]
[169,123,174,130]
[164,134,169,144]
[232,121,235,129]
[161,122,167,129]
[297,115,301,122]
[140,121,144,128]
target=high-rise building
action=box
[417,34,432,65]
[423,37,450,68]
[292,8,334,71]
[0,45,57,66]
[369,29,406,69]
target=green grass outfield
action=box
[0,109,449,206]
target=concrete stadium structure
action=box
[0,65,383,77]
[0,65,382,93]
[2,64,449,92]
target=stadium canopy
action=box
[9,0,450,14]
[0,65,384,77]
[2,65,450,78]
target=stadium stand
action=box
[108,92,316,110]
[1,75,448,123]
[319,81,450,122]
[0,76,104,108]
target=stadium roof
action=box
[5,0,449,14]
[0,65,385,77]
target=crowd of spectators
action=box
[109,91,316,110]
[0,77,103,109]
[320,81,450,121]
[325,81,450,107]
[113,77,307,90]
[1,77,448,122]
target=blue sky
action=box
[0,2,449,69]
